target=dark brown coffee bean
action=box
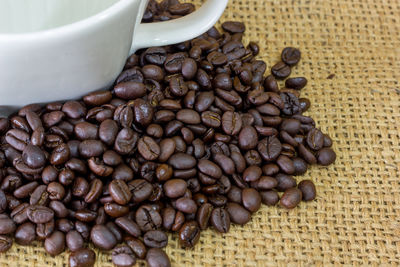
[222,21,245,33]
[241,188,261,213]
[293,157,308,175]
[243,165,262,182]
[316,147,336,166]
[27,205,54,224]
[179,221,200,248]
[221,111,242,136]
[306,128,324,151]
[298,180,316,201]
[168,153,196,169]
[109,180,131,205]
[144,230,168,248]
[44,230,65,256]
[281,47,301,66]
[210,207,230,233]
[260,190,279,206]
[275,173,297,191]
[280,188,302,209]
[146,248,171,267]
[112,245,136,267]
[175,197,197,214]
[0,235,13,253]
[115,217,141,237]
[135,205,162,232]
[22,144,46,169]
[163,179,187,198]
[69,248,96,267]
[196,203,213,230]
[285,77,307,90]
[169,76,188,97]
[104,202,129,218]
[271,61,291,79]
[62,101,86,119]
[114,128,138,155]
[129,179,153,203]
[238,126,258,150]
[90,224,117,250]
[276,155,295,174]
[176,109,201,124]
[253,176,278,190]
[257,136,282,161]
[0,215,16,234]
[298,144,317,164]
[164,52,186,73]
[30,184,49,205]
[83,90,112,106]
[84,179,103,203]
[198,159,222,179]
[226,202,251,225]
[36,220,55,240]
[15,222,36,245]
[125,237,146,259]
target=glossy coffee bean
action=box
[298,180,316,201]
[280,188,302,209]
[69,248,96,267]
[146,248,171,267]
[179,221,200,248]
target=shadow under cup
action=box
[0,0,122,34]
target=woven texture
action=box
[2,0,400,266]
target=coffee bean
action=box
[112,245,136,267]
[242,188,261,213]
[298,180,316,201]
[226,202,251,225]
[66,230,84,252]
[168,153,196,169]
[260,190,279,206]
[129,179,153,202]
[196,203,213,230]
[243,165,262,182]
[176,109,201,124]
[27,205,54,224]
[316,147,336,166]
[144,230,168,248]
[285,77,307,90]
[109,180,131,205]
[163,179,187,198]
[146,248,171,267]
[280,188,302,209]
[90,224,117,250]
[175,197,197,214]
[115,217,141,237]
[179,221,200,247]
[281,47,301,66]
[44,230,65,256]
[239,126,258,150]
[15,222,36,245]
[135,205,162,232]
[210,207,230,233]
[69,248,96,267]
[0,215,16,234]
[0,235,12,253]
[271,62,291,79]
[306,128,324,151]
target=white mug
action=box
[0,0,228,115]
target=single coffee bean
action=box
[69,248,96,267]
[163,179,187,198]
[146,248,171,267]
[90,224,117,250]
[316,147,336,166]
[144,230,168,248]
[126,237,147,259]
[226,202,251,225]
[238,126,258,150]
[0,215,16,234]
[210,207,230,233]
[241,188,261,213]
[196,203,213,230]
[168,153,196,170]
[260,190,279,206]
[135,205,162,232]
[27,205,54,224]
[271,61,291,79]
[109,180,132,205]
[66,230,84,252]
[15,222,36,245]
[112,245,136,267]
[281,47,301,66]
[0,235,13,253]
[285,77,307,90]
[179,221,200,248]
[115,217,141,237]
[298,180,316,201]
[280,188,302,209]
[175,197,197,214]
[44,230,65,256]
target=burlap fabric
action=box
[1,0,400,266]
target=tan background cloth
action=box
[2,0,400,266]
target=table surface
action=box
[1,0,400,266]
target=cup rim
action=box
[0,0,134,41]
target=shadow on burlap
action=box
[1,0,400,266]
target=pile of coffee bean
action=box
[0,1,336,267]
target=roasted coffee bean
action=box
[168,153,196,169]
[90,224,117,250]
[196,203,213,230]
[280,188,302,209]
[238,126,258,150]
[271,61,291,79]
[281,47,301,66]
[226,202,251,225]
[175,197,197,214]
[135,205,162,232]
[0,235,13,253]
[241,188,261,213]
[0,215,16,234]
[22,144,46,169]
[285,77,307,90]
[144,230,168,248]
[30,184,49,205]
[260,190,279,206]
[27,205,54,224]
[83,90,112,106]
[129,179,153,202]
[125,237,146,259]
[44,230,65,256]
[146,248,171,267]
[316,147,336,166]
[307,128,324,151]
[298,144,317,164]
[15,222,36,245]
[36,220,55,240]
[112,245,136,267]
[275,173,297,192]
[109,180,131,205]
[179,221,200,248]
[298,180,316,201]
[69,248,96,267]
[138,136,160,161]
[210,207,230,233]
[66,230,84,252]
[163,179,187,198]
[292,157,308,175]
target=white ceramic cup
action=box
[0,0,228,115]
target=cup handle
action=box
[131,0,229,52]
